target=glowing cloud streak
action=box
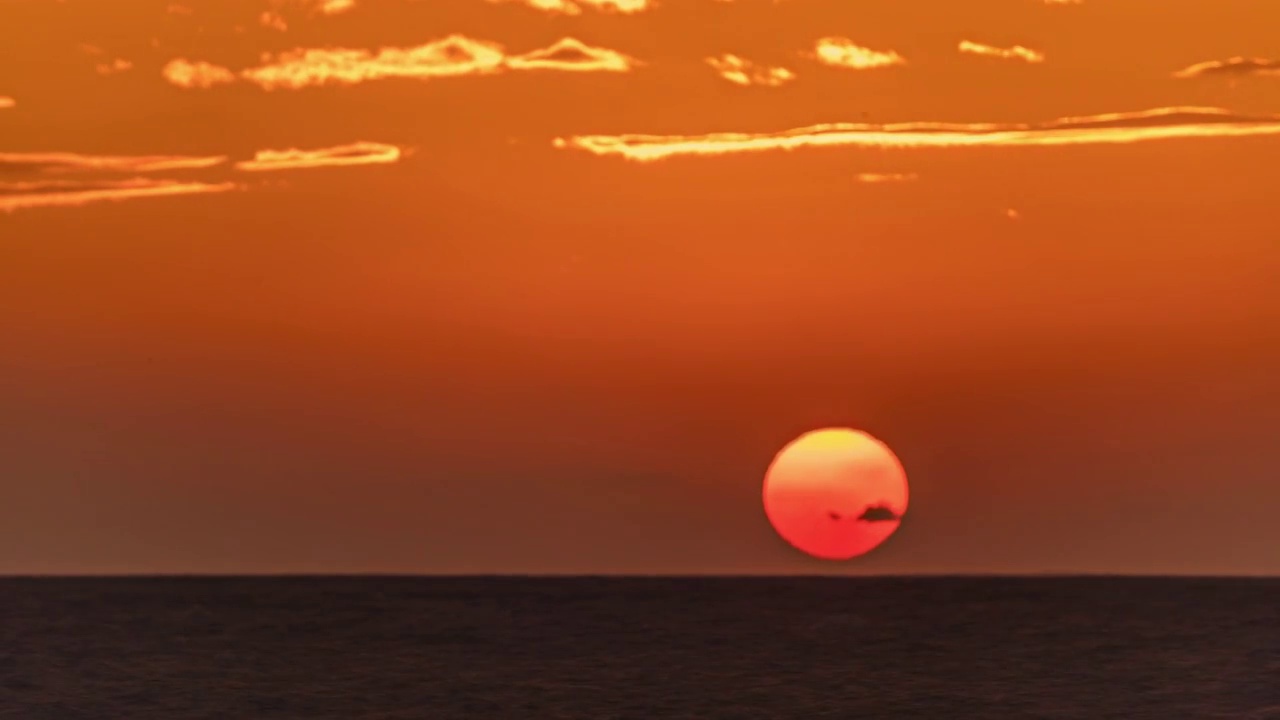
[0,151,228,173]
[485,0,650,14]
[856,172,919,183]
[505,38,638,73]
[810,38,905,70]
[314,0,355,13]
[553,107,1280,163]
[0,178,238,213]
[163,59,238,89]
[1172,57,1280,79]
[958,40,1045,64]
[95,58,134,75]
[234,141,403,172]
[0,96,14,109]
[706,54,795,86]
[238,35,636,90]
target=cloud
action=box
[95,58,134,75]
[856,505,902,523]
[313,0,355,13]
[856,172,918,183]
[809,37,905,70]
[0,151,228,174]
[706,54,795,86]
[236,35,636,90]
[0,139,398,212]
[484,0,650,14]
[1172,57,1280,79]
[553,106,1280,162]
[234,141,403,171]
[0,178,238,213]
[958,40,1044,64]
[163,59,238,89]
[0,96,14,109]
[505,38,638,73]
[260,11,288,31]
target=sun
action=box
[762,428,909,561]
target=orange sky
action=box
[2,0,1278,575]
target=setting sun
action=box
[763,429,909,561]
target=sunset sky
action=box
[2,0,1278,575]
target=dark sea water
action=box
[1,576,1276,719]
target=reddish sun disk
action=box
[763,428,909,561]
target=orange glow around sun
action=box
[763,428,909,561]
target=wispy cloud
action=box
[95,58,134,75]
[260,11,289,31]
[856,172,918,183]
[0,151,228,174]
[958,40,1044,64]
[484,0,650,14]
[505,38,638,73]
[1,178,238,213]
[809,37,905,70]
[312,0,355,14]
[0,96,14,109]
[163,59,238,89]
[553,107,1280,162]
[1172,57,1280,79]
[234,141,403,172]
[232,35,636,90]
[706,54,795,87]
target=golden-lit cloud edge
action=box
[163,35,639,91]
[856,172,918,183]
[0,178,239,213]
[809,37,906,70]
[958,40,1044,64]
[1172,57,1280,79]
[706,54,795,86]
[484,0,650,14]
[0,151,228,173]
[0,96,14,109]
[1,141,406,213]
[313,0,356,14]
[235,141,403,171]
[163,59,239,89]
[552,106,1280,162]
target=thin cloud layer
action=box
[1,178,238,213]
[1172,57,1280,79]
[553,106,1280,162]
[485,0,650,13]
[706,54,795,87]
[0,96,14,109]
[95,58,134,75]
[234,141,403,172]
[163,59,238,89]
[810,37,906,70]
[856,172,919,183]
[260,11,289,31]
[505,38,637,73]
[313,0,355,13]
[235,35,636,90]
[958,40,1044,64]
[0,151,228,174]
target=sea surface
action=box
[1,576,1276,719]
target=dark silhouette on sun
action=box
[827,504,902,523]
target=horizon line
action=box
[2,572,1276,580]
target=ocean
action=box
[1,576,1276,719]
